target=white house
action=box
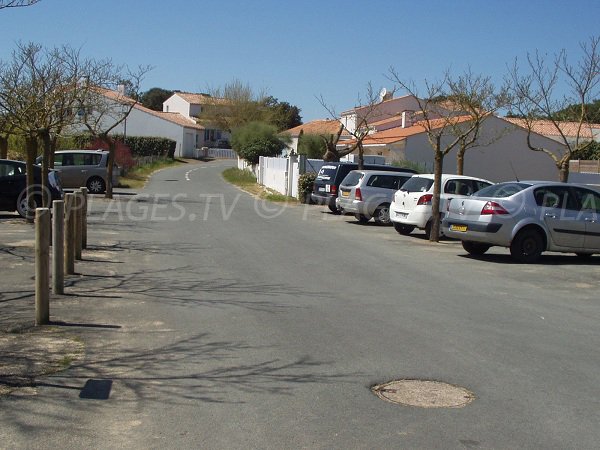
[340,94,425,134]
[341,115,567,182]
[163,91,231,148]
[75,88,206,158]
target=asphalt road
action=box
[2,159,599,449]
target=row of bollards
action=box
[35,188,88,326]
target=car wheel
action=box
[393,223,414,235]
[354,214,370,224]
[87,176,106,194]
[510,229,544,263]
[373,203,391,225]
[328,204,340,214]
[16,192,40,219]
[462,240,491,256]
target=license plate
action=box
[342,191,350,197]
[450,224,468,232]
[397,212,408,218]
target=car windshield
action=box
[400,177,433,192]
[341,171,363,187]
[316,165,338,181]
[473,182,531,198]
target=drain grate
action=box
[372,379,475,408]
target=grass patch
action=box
[118,158,183,189]
[222,168,298,203]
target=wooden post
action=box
[75,190,83,260]
[35,208,50,325]
[81,187,88,249]
[52,200,65,295]
[64,193,75,275]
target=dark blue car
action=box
[0,159,63,218]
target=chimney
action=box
[402,110,414,128]
[117,84,126,95]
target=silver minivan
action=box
[336,170,414,224]
[37,150,118,194]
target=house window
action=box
[165,105,169,112]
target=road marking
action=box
[185,168,201,181]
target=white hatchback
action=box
[390,174,493,238]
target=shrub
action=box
[297,172,316,203]
[392,159,427,173]
[297,133,326,159]
[231,121,289,165]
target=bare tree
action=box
[0,43,85,217]
[445,69,511,174]
[77,62,151,198]
[508,36,600,181]
[0,0,39,9]
[317,83,387,169]
[388,68,500,242]
[200,78,269,132]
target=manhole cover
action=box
[372,379,475,408]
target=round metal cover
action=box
[372,379,475,408]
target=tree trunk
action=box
[456,147,465,175]
[0,136,8,159]
[558,161,569,182]
[104,135,115,199]
[25,136,38,223]
[430,149,444,243]
[357,143,364,170]
[40,130,51,208]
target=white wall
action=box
[109,107,201,158]
[341,95,423,134]
[163,94,191,117]
[403,116,566,182]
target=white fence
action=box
[254,156,328,198]
[195,147,237,159]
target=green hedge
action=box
[67,134,176,158]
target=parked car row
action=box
[1,150,116,219]
[312,162,600,263]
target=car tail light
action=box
[355,188,362,201]
[481,201,509,215]
[417,194,433,205]
[331,185,337,195]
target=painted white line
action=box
[185,167,201,181]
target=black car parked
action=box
[0,159,63,218]
[311,162,417,213]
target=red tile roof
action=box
[100,88,204,130]
[505,118,596,139]
[174,92,229,105]
[284,119,351,137]
[343,116,473,146]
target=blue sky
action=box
[1,0,599,123]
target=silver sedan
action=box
[442,181,600,263]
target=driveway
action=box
[1,159,599,449]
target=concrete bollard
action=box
[52,200,65,295]
[75,190,83,260]
[81,187,88,249]
[64,193,75,275]
[35,208,50,325]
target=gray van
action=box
[37,150,118,194]
[336,170,414,224]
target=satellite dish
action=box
[378,88,387,102]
